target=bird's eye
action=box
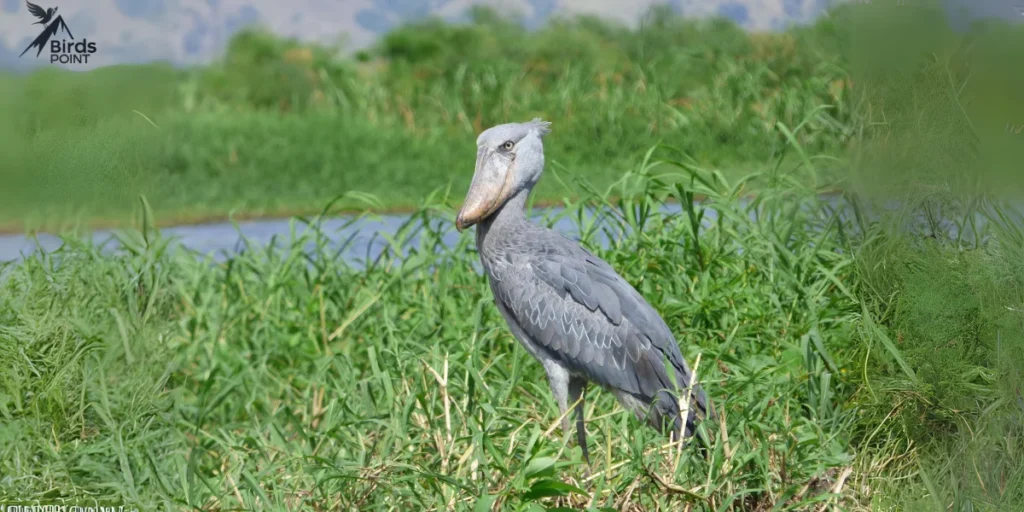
[501,141,515,151]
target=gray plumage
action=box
[455,119,712,463]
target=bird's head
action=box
[455,118,551,232]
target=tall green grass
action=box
[2,2,1024,510]
[0,6,858,229]
[2,3,1020,231]
[1,138,1022,510]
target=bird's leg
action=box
[541,362,577,453]
[543,363,591,476]
[543,363,572,432]
[568,376,590,467]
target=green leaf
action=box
[522,478,588,501]
[808,326,838,374]
[780,347,804,374]
[861,302,918,384]
[474,494,497,512]
[524,456,557,480]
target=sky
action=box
[0,0,1019,70]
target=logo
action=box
[18,1,97,64]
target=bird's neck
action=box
[476,186,533,250]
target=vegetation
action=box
[0,5,862,230]
[2,147,1023,510]
[2,2,1024,511]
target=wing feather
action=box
[482,227,714,442]
[489,244,708,418]
[26,1,45,18]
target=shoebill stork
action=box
[454,118,713,464]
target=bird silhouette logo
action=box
[28,1,56,24]
[19,1,74,58]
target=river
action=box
[0,194,1001,267]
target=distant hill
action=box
[0,0,1018,70]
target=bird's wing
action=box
[26,1,46,19]
[490,239,709,418]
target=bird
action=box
[26,1,57,26]
[455,118,713,465]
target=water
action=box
[0,194,1009,268]
[0,203,676,267]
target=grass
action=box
[3,4,1020,232]
[2,1,1024,510]
[0,5,857,231]
[1,143,1022,510]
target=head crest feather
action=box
[528,118,551,137]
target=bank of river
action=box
[0,193,999,267]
